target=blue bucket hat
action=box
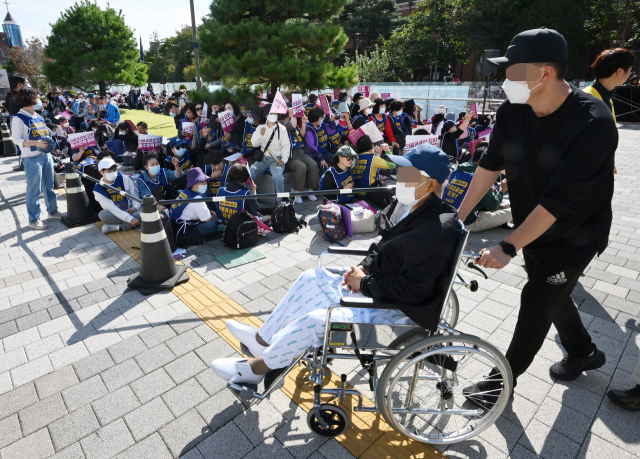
[387,144,452,183]
[168,137,186,148]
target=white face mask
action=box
[267,114,278,123]
[397,109,403,115]
[104,171,117,182]
[501,75,543,104]
[379,108,386,114]
[396,180,431,206]
[365,108,373,115]
[174,147,186,157]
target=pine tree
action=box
[43,0,147,95]
[199,0,358,97]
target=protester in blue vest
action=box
[216,164,265,225]
[93,157,142,234]
[10,87,64,230]
[282,111,319,203]
[439,114,470,164]
[204,151,230,199]
[351,98,374,130]
[169,167,219,238]
[386,100,409,153]
[238,107,262,159]
[165,137,194,177]
[304,94,318,116]
[354,136,396,208]
[305,107,337,174]
[320,145,357,203]
[137,154,184,205]
[328,104,352,155]
[100,96,120,124]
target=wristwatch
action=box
[498,241,517,258]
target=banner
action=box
[138,134,163,151]
[182,121,195,136]
[404,135,439,150]
[347,121,383,145]
[319,95,331,116]
[68,131,97,149]
[443,170,474,209]
[219,110,235,133]
[271,89,288,114]
[291,94,304,117]
[476,128,492,138]
[200,102,208,127]
[381,93,390,100]
[144,91,150,96]
[333,89,341,101]
[357,85,370,98]
[391,92,401,100]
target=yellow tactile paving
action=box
[98,223,446,459]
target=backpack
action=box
[271,201,307,234]
[223,210,259,249]
[318,202,346,242]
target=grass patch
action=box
[120,109,179,139]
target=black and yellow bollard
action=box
[60,163,100,228]
[128,195,189,295]
[1,120,17,156]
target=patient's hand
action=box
[343,265,366,293]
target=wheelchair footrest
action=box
[227,382,258,402]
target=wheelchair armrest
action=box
[339,297,401,309]
[328,246,369,255]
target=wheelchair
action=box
[226,222,513,445]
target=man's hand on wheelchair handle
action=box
[475,245,511,270]
[342,265,366,293]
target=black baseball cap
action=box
[488,27,568,68]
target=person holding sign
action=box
[11,87,64,229]
[165,138,194,183]
[305,107,337,174]
[328,104,353,154]
[369,99,388,139]
[304,94,318,116]
[439,114,470,164]
[320,145,357,203]
[354,136,396,208]
[113,122,139,169]
[457,28,617,408]
[282,110,319,203]
[94,158,142,234]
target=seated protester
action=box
[349,92,363,118]
[178,103,201,143]
[72,144,101,165]
[304,94,318,117]
[250,108,291,203]
[168,167,220,239]
[432,113,446,137]
[114,121,139,168]
[94,157,142,234]
[237,106,262,159]
[283,112,319,203]
[100,96,120,124]
[386,100,409,153]
[402,99,420,132]
[204,151,230,199]
[328,105,353,154]
[320,145,357,203]
[211,144,459,385]
[351,98,374,130]
[165,137,194,178]
[137,154,184,203]
[216,164,270,225]
[354,136,396,208]
[369,98,388,138]
[455,146,512,232]
[305,107,337,173]
[439,114,470,164]
[45,123,69,160]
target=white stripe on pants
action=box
[258,267,412,369]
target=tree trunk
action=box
[269,81,279,102]
[99,81,107,97]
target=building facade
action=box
[2,12,22,48]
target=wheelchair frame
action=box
[227,223,512,444]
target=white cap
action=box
[98,158,116,171]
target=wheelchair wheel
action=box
[307,404,349,437]
[440,290,459,328]
[376,333,512,444]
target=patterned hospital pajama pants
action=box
[258,267,412,369]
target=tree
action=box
[43,1,147,95]
[585,0,640,49]
[5,38,51,91]
[345,45,399,82]
[159,26,196,83]
[183,64,197,82]
[199,0,359,98]
[336,0,406,56]
[145,31,169,83]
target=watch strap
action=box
[499,241,517,258]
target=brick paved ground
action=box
[0,123,638,458]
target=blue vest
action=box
[15,112,51,153]
[328,123,349,150]
[351,114,366,127]
[313,124,329,155]
[205,164,230,197]
[320,167,353,203]
[240,123,257,156]
[94,173,129,211]
[467,126,477,141]
[371,114,387,134]
[139,169,170,199]
[52,97,65,111]
[290,127,305,150]
[304,103,316,116]
[169,187,201,223]
[165,152,193,173]
[443,170,474,208]
[352,153,377,189]
[216,186,249,225]
[388,113,403,133]
[78,157,97,173]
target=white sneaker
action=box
[102,224,120,234]
[295,196,303,204]
[305,189,318,201]
[211,358,265,384]
[225,319,267,357]
[28,221,47,230]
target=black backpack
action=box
[271,201,307,234]
[223,210,259,249]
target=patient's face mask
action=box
[396,166,432,206]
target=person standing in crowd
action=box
[457,28,617,408]
[350,92,363,118]
[11,87,64,229]
[440,114,470,164]
[94,157,141,234]
[7,73,28,171]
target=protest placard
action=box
[59,111,73,120]
[333,89,341,101]
[271,89,288,114]
[138,134,163,151]
[319,95,331,115]
[348,121,384,145]
[435,107,447,115]
[110,88,119,95]
[200,102,208,126]
[182,121,195,136]
[381,93,390,99]
[144,91,150,96]
[476,128,492,138]
[469,103,477,115]
[68,131,97,149]
[357,85,370,98]
[404,135,439,150]
[291,94,304,117]
[219,110,235,133]
[390,92,401,100]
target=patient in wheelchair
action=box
[212,144,460,385]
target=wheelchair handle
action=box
[462,251,481,260]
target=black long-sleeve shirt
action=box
[478,86,618,262]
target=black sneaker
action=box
[607,385,640,411]
[549,349,605,381]
[462,370,507,410]
[13,164,24,172]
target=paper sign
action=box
[319,95,331,116]
[200,102,208,127]
[469,103,477,115]
[219,110,235,133]
[271,89,288,114]
[144,91,150,96]
[110,88,119,95]
[0,69,9,88]
[359,121,384,143]
[59,111,73,120]
[381,93,390,100]
[59,95,68,104]
[68,131,97,149]
[292,94,304,117]
[182,121,195,136]
[223,152,243,162]
[138,134,163,151]
[357,85,370,98]
[476,128,492,138]
[390,93,401,100]
[404,135,439,150]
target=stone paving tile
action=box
[71,349,114,381]
[164,351,207,385]
[243,437,296,459]
[0,414,21,449]
[18,392,68,436]
[48,404,100,452]
[61,375,108,412]
[91,385,141,427]
[115,432,173,459]
[0,428,55,459]
[123,397,175,442]
[0,382,38,421]
[100,358,143,392]
[158,408,209,458]
[234,400,288,447]
[196,422,253,459]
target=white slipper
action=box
[211,358,265,384]
[226,319,267,357]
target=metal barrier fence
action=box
[72,167,142,203]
